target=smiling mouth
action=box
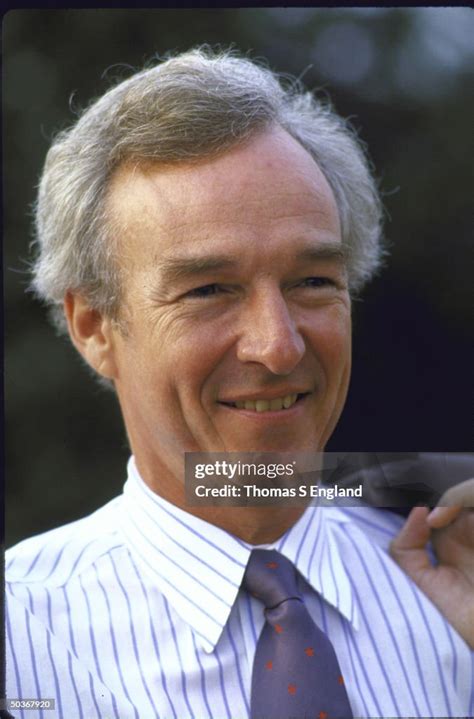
[220,393,308,413]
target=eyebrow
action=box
[296,243,348,265]
[156,242,348,285]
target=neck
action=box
[135,455,308,544]
[188,504,307,544]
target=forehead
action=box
[106,127,341,264]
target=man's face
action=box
[104,127,351,487]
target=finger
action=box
[428,478,474,528]
[390,506,430,550]
[436,478,474,508]
[389,507,433,576]
[390,507,433,583]
[427,505,462,529]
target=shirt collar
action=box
[119,457,358,654]
[269,504,360,630]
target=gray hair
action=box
[31,47,384,332]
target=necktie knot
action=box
[243,549,301,609]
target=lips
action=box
[220,393,307,412]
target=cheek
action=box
[154,327,234,404]
[309,308,352,375]
[116,311,235,421]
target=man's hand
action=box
[390,478,474,648]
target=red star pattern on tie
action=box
[244,549,353,719]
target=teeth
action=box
[232,394,298,412]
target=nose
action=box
[236,289,305,375]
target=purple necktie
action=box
[243,549,353,719]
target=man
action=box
[6,49,473,719]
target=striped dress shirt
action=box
[6,456,473,719]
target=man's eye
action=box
[186,284,223,298]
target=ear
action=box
[64,292,119,380]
